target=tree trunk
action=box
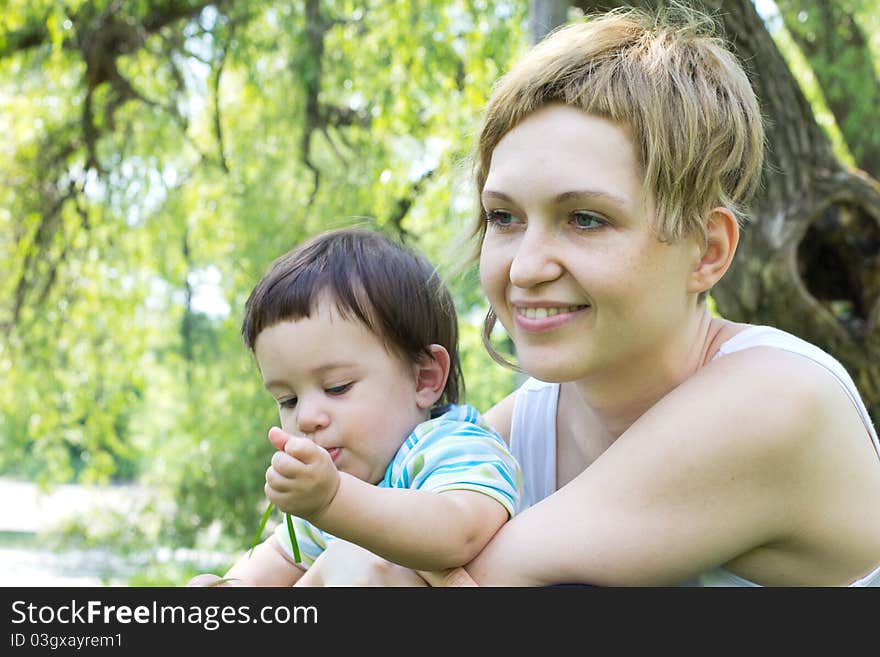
[533,0,880,420]
[530,0,570,43]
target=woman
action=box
[298,6,880,587]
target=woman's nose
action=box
[508,227,563,288]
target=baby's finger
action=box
[283,436,321,460]
[264,466,280,491]
[264,473,291,498]
[270,449,304,475]
[268,426,290,451]
[267,454,302,483]
[265,464,295,494]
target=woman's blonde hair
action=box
[472,5,765,247]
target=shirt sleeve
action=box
[394,418,522,517]
[272,514,328,569]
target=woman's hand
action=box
[187,573,223,586]
[295,540,428,587]
[186,573,246,587]
[417,567,479,587]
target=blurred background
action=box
[1,0,877,585]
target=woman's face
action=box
[478,104,703,383]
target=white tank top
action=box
[509,325,880,586]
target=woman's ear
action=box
[688,207,740,295]
[414,344,451,410]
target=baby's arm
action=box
[266,424,518,571]
[269,437,510,569]
[313,477,510,571]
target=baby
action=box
[188,227,520,585]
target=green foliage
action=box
[0,0,527,561]
[769,0,880,172]
[4,1,875,575]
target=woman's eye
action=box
[278,397,298,409]
[572,211,604,229]
[484,209,517,227]
[326,383,353,396]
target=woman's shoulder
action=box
[686,327,880,583]
[683,335,868,460]
[706,323,870,424]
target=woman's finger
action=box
[417,567,478,587]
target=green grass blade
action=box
[285,513,302,563]
[249,501,274,558]
[207,577,241,587]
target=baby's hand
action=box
[265,427,340,521]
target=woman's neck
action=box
[567,309,736,440]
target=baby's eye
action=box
[571,211,605,229]
[278,397,298,409]
[326,383,353,396]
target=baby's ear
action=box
[414,344,451,409]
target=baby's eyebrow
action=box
[308,361,354,374]
[263,362,357,389]
[262,378,291,391]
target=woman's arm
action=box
[465,349,841,586]
[483,390,517,444]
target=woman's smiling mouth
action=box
[513,304,590,332]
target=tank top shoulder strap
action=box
[510,377,560,510]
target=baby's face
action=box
[254,301,427,484]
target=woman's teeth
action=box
[517,306,584,319]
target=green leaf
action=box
[248,501,301,565]
[249,501,274,557]
[285,513,302,563]
[207,577,241,587]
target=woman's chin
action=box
[517,355,591,383]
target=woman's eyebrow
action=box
[481,190,514,203]
[553,189,627,206]
[482,188,627,206]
